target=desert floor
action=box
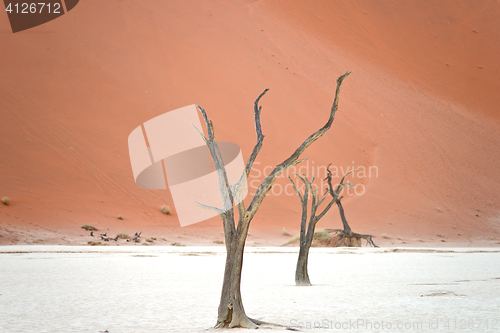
[1,246,499,333]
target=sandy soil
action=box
[1,246,499,332]
[1,1,500,246]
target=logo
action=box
[3,0,79,33]
[128,105,248,227]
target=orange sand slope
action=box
[0,0,499,246]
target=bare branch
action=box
[195,202,224,215]
[196,105,236,237]
[289,158,308,170]
[245,89,269,177]
[339,169,356,187]
[316,195,327,209]
[196,105,214,140]
[315,198,336,221]
[325,165,357,200]
[287,176,304,203]
[231,89,269,223]
[310,188,319,217]
[253,89,268,140]
[277,72,351,168]
[192,124,209,144]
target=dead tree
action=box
[324,164,378,248]
[195,72,351,328]
[289,169,354,286]
[126,232,142,243]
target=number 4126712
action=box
[5,3,61,14]
[443,319,498,330]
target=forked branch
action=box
[246,71,351,222]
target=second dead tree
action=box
[289,169,355,286]
[290,164,377,286]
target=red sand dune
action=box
[0,0,499,246]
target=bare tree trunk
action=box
[195,72,351,328]
[292,174,312,286]
[295,215,319,285]
[290,168,352,286]
[336,198,352,235]
[295,242,311,286]
[216,230,255,328]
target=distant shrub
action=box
[381,233,391,239]
[213,240,224,244]
[87,241,101,246]
[116,233,130,239]
[313,229,331,242]
[81,225,98,231]
[117,215,124,220]
[1,197,10,205]
[145,238,154,243]
[171,242,184,246]
[284,235,300,245]
[160,205,171,215]
[151,237,157,240]
[282,228,291,237]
